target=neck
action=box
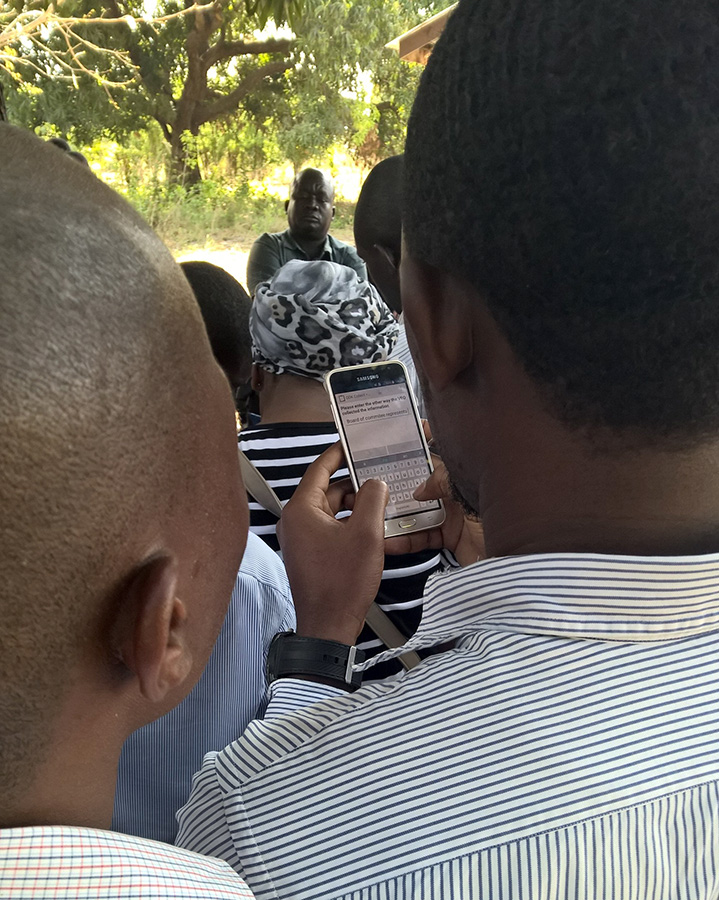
[259,375,333,424]
[290,232,327,258]
[0,684,125,831]
[476,390,719,558]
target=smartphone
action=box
[325,360,445,537]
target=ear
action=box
[331,205,336,220]
[400,253,474,392]
[251,363,265,392]
[371,243,400,290]
[114,555,192,704]
[284,199,289,213]
[375,243,399,271]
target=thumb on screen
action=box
[351,478,389,540]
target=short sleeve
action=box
[247,234,283,295]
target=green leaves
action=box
[244,0,305,29]
[3,0,455,179]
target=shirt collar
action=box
[358,552,719,670]
[282,229,332,259]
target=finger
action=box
[293,443,346,500]
[421,419,432,442]
[349,478,389,540]
[414,463,450,501]
[385,527,445,555]
[325,478,355,516]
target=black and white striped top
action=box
[238,421,442,679]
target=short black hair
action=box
[180,261,252,384]
[354,155,403,258]
[405,0,719,446]
[47,137,71,151]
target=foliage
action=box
[2,0,454,180]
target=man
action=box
[239,258,439,678]
[246,168,366,294]
[181,261,253,397]
[0,124,253,897]
[180,260,254,418]
[177,0,719,896]
[354,155,424,415]
[113,260,294,844]
[113,532,294,843]
[353,155,403,317]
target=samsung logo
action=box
[356,374,379,381]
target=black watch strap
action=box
[267,632,365,692]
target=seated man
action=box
[239,258,442,678]
[353,154,425,416]
[177,0,719,896]
[246,168,367,295]
[0,124,253,898]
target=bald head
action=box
[286,168,336,243]
[0,125,245,809]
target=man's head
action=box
[180,260,253,400]
[402,0,719,523]
[286,168,335,243]
[354,155,403,315]
[0,125,247,820]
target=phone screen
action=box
[330,364,442,522]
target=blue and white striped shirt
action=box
[113,532,295,844]
[177,552,719,899]
[393,321,425,418]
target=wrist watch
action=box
[267,632,365,692]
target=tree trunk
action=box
[0,82,7,122]
[169,128,202,186]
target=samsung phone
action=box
[325,360,445,537]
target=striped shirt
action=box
[393,322,425,418]
[238,422,442,679]
[113,532,295,843]
[0,826,254,898]
[177,552,719,899]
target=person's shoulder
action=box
[0,826,255,898]
[239,531,290,591]
[327,232,359,254]
[250,230,287,248]
[327,234,367,273]
[217,661,431,789]
[240,421,338,443]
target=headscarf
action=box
[251,259,399,380]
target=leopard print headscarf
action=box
[251,259,399,380]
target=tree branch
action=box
[203,36,293,69]
[156,117,172,141]
[195,57,291,125]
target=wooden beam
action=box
[386,3,457,65]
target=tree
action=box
[2,0,453,182]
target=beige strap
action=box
[238,448,284,517]
[365,604,422,671]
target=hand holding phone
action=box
[385,453,486,565]
[276,442,389,645]
[325,361,445,537]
